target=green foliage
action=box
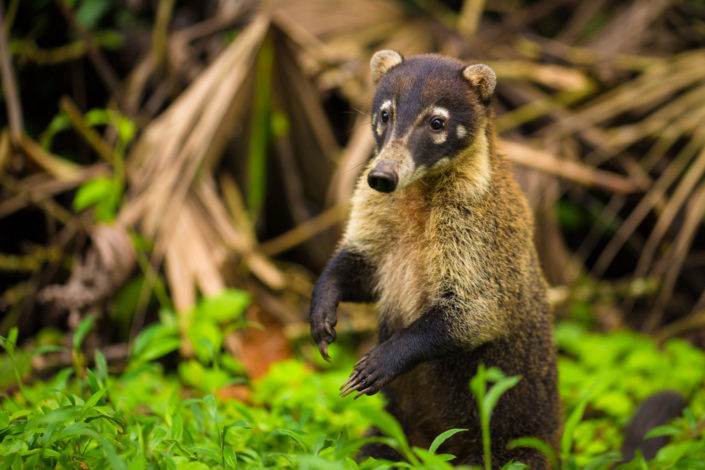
[72,176,121,221]
[556,323,705,468]
[0,319,704,468]
[184,288,251,365]
[41,106,136,222]
[469,364,521,470]
[247,35,274,219]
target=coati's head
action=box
[367,50,496,193]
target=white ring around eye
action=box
[430,106,450,120]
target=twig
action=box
[592,130,705,277]
[637,145,705,279]
[645,182,705,331]
[32,343,129,374]
[0,163,108,219]
[0,0,23,142]
[259,203,349,257]
[458,0,485,38]
[17,133,81,178]
[53,0,124,108]
[654,310,705,343]
[499,139,640,194]
[124,0,174,115]
[59,96,116,165]
[0,174,75,225]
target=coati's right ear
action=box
[370,50,403,85]
[462,64,497,102]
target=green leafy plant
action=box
[0,321,703,468]
[469,364,522,470]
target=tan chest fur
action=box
[342,144,516,339]
[344,175,433,327]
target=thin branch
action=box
[499,139,640,194]
[60,96,116,165]
[0,0,23,142]
[259,203,349,257]
[53,0,125,108]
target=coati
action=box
[309,50,561,468]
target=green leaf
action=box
[86,368,101,393]
[73,315,95,351]
[247,35,273,218]
[311,433,326,455]
[131,322,180,363]
[674,458,705,469]
[272,429,308,451]
[644,424,681,439]
[196,289,251,323]
[561,375,603,459]
[428,428,467,454]
[31,345,65,356]
[136,337,180,364]
[501,462,529,470]
[73,177,117,211]
[583,451,622,470]
[357,407,418,465]
[509,437,559,470]
[5,327,18,355]
[94,349,108,380]
[483,374,521,417]
[204,394,217,421]
[412,447,455,468]
[76,0,111,29]
[40,112,70,149]
[85,387,108,408]
[223,446,237,468]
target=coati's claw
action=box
[318,342,331,362]
[339,348,393,398]
[310,310,337,360]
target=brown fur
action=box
[310,52,561,468]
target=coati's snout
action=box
[368,160,398,192]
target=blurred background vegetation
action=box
[1,0,705,467]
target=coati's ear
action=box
[462,64,496,102]
[370,50,404,85]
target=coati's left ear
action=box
[370,50,403,85]
[462,64,496,102]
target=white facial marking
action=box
[376,100,393,136]
[431,157,450,170]
[428,107,449,144]
[456,125,467,139]
[431,132,447,144]
[430,107,450,120]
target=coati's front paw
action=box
[339,346,396,399]
[309,301,337,361]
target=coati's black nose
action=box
[368,161,398,193]
[368,169,398,193]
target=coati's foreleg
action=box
[340,305,461,398]
[309,248,377,359]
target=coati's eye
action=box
[380,110,390,124]
[429,117,445,131]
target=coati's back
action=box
[309,51,560,469]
